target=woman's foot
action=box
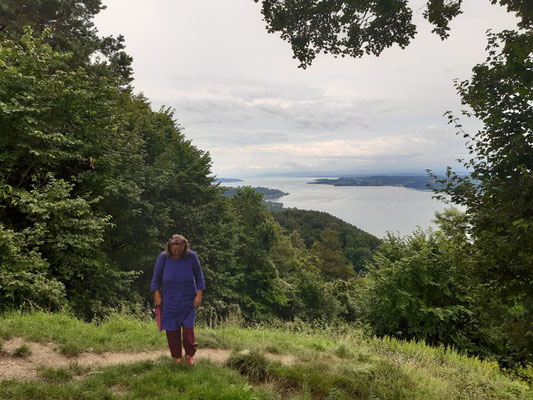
[175,358,182,365]
[185,355,195,366]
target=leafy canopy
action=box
[254,0,532,68]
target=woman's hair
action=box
[165,234,190,257]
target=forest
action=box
[0,0,531,378]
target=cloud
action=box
[205,125,469,176]
[94,0,518,177]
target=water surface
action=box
[222,177,457,238]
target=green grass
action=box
[13,344,31,357]
[1,358,271,400]
[0,310,168,354]
[0,311,531,399]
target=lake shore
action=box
[222,176,458,238]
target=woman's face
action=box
[170,242,184,257]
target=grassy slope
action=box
[0,311,530,400]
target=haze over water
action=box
[223,177,457,238]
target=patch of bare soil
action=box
[0,338,295,381]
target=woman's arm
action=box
[192,252,205,308]
[193,290,202,308]
[150,253,166,306]
[154,290,162,308]
[191,252,206,291]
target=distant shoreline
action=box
[216,178,243,183]
[221,186,289,200]
[308,176,439,191]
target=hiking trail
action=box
[0,337,295,381]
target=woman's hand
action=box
[193,291,203,308]
[154,290,162,308]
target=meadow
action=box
[0,312,530,400]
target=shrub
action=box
[362,221,479,352]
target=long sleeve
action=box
[150,252,166,291]
[191,252,206,291]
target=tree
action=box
[311,228,355,280]
[363,212,483,352]
[0,221,66,312]
[0,31,139,317]
[254,0,531,68]
[0,32,124,195]
[0,175,139,317]
[270,230,342,322]
[430,29,533,365]
[0,0,133,84]
[229,188,288,320]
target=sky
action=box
[94,0,518,178]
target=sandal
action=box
[175,358,182,364]
[185,355,195,366]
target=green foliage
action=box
[254,0,532,68]
[270,230,339,322]
[0,172,139,317]
[430,29,533,365]
[255,0,417,68]
[0,0,133,84]
[293,268,341,322]
[0,221,66,310]
[273,208,381,271]
[326,278,367,322]
[0,28,235,320]
[0,29,116,190]
[363,212,482,351]
[311,228,354,280]
[229,188,288,320]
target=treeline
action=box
[1,0,531,372]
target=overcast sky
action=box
[94,0,518,178]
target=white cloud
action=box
[94,0,518,177]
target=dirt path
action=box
[0,338,295,381]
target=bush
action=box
[362,218,478,351]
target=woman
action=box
[151,234,205,366]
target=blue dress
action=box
[150,250,206,330]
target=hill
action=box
[273,208,382,271]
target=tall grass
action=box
[0,358,272,400]
[0,311,530,399]
[0,310,167,355]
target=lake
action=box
[222,176,459,238]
